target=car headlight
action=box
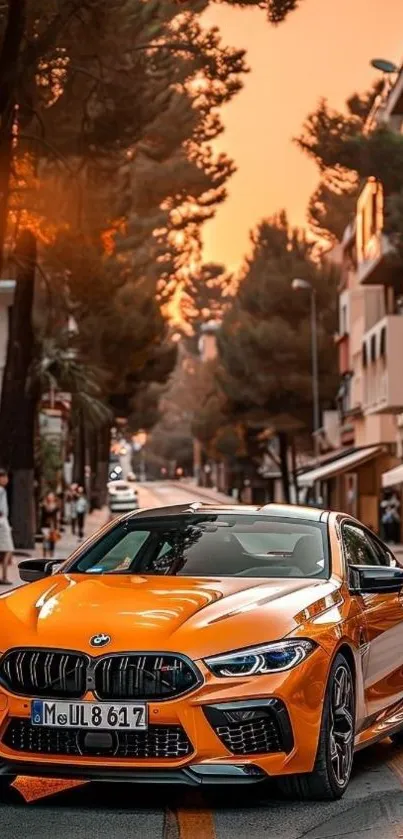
[204,639,317,677]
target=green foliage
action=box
[307,177,357,243]
[300,123,403,195]
[266,0,302,23]
[0,0,305,470]
[30,335,112,429]
[217,213,338,436]
[181,262,233,349]
[40,230,178,424]
[296,82,385,241]
[295,98,363,172]
[221,0,304,23]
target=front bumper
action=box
[0,645,330,782]
[0,759,266,785]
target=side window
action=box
[367,534,395,568]
[342,523,383,567]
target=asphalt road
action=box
[3,482,403,838]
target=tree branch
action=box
[21,1,84,74]
[69,64,105,85]
[131,41,203,56]
[18,133,76,174]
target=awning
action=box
[298,446,383,488]
[382,464,403,489]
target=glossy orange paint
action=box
[1,506,403,783]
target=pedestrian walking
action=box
[40,492,60,559]
[64,488,72,527]
[381,489,401,544]
[76,486,88,540]
[0,469,13,585]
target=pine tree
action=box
[180,262,232,350]
[296,82,385,241]
[217,213,338,498]
[0,0,305,538]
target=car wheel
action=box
[390,730,403,746]
[277,653,355,801]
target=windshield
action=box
[67,514,329,579]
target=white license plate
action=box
[31,700,147,730]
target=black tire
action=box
[277,652,355,801]
[0,775,16,802]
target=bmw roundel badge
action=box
[90,633,111,648]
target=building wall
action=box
[335,74,403,524]
[354,413,397,447]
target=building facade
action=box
[299,68,403,534]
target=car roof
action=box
[123,502,329,523]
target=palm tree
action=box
[31,336,111,427]
[29,335,112,502]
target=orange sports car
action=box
[1,502,403,801]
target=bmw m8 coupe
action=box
[1,502,403,801]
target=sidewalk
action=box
[8,507,108,590]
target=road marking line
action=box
[162,808,180,839]
[388,754,403,787]
[177,805,216,839]
[14,777,85,802]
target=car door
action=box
[342,521,403,721]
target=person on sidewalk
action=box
[40,492,60,559]
[76,486,88,540]
[0,469,14,586]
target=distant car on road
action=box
[5,503,403,802]
[108,465,123,482]
[107,480,138,518]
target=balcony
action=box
[357,231,396,286]
[356,178,397,286]
[362,315,403,414]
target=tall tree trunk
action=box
[0,230,36,546]
[88,427,97,510]
[0,115,14,273]
[73,409,85,486]
[95,423,110,508]
[278,431,290,504]
[290,436,299,504]
[0,0,27,270]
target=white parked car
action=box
[107,480,138,517]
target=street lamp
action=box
[370,58,398,74]
[291,279,320,465]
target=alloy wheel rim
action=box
[329,664,354,787]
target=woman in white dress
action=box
[0,469,14,585]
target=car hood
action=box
[0,574,339,659]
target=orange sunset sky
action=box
[202,0,403,272]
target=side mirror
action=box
[19,559,64,583]
[349,564,403,594]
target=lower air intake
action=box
[3,719,193,760]
[203,699,293,756]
